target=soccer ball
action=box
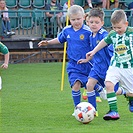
[74,102,96,124]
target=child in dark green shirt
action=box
[0,42,9,90]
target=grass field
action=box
[0,63,133,133]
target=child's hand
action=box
[77,51,94,64]
[86,51,94,59]
[1,63,8,69]
[38,40,48,47]
[77,59,88,64]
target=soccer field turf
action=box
[0,63,133,133]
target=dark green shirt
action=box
[0,42,9,55]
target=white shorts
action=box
[105,66,133,93]
[0,76,2,90]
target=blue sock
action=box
[114,83,126,95]
[119,87,126,95]
[94,84,103,92]
[72,90,81,107]
[95,90,100,97]
[114,82,119,93]
[87,90,97,110]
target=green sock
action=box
[107,92,118,112]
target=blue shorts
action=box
[89,69,105,87]
[89,68,119,91]
[67,61,92,88]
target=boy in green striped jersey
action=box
[0,42,9,90]
[85,9,133,120]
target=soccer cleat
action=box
[103,111,120,120]
[129,100,133,112]
[96,97,102,102]
[72,112,75,116]
[94,111,98,117]
[82,89,87,100]
[99,88,107,100]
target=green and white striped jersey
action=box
[0,42,9,55]
[104,27,133,68]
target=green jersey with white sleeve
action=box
[104,27,133,68]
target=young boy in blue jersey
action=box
[78,8,125,115]
[85,9,133,120]
[38,5,103,116]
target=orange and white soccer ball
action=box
[74,102,96,124]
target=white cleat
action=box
[72,112,75,116]
[99,88,107,100]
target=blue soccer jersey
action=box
[89,28,113,79]
[58,24,92,62]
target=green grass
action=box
[0,63,133,133]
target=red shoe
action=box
[96,97,102,102]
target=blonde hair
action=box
[67,5,85,17]
[111,10,127,24]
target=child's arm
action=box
[87,39,108,57]
[78,39,107,64]
[1,52,9,69]
[38,38,60,47]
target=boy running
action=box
[86,9,133,120]
[38,5,103,116]
[78,8,120,114]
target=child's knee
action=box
[126,93,133,97]
[105,81,115,92]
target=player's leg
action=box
[86,78,97,112]
[68,68,86,116]
[82,85,103,101]
[101,82,127,99]
[120,68,133,112]
[114,82,126,96]
[103,81,120,120]
[103,66,120,120]
[94,78,107,100]
[68,72,82,108]
[71,80,82,116]
[71,81,82,107]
